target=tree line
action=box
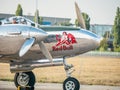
[15,4,90,28]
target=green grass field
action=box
[0,56,120,86]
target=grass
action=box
[0,56,120,86]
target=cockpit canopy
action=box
[0,16,35,26]
[0,16,81,31]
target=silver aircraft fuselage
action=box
[0,24,101,63]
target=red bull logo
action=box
[52,32,77,51]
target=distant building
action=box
[0,13,71,25]
[90,24,114,50]
[90,24,113,37]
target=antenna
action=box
[35,0,38,27]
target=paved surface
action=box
[0,81,120,90]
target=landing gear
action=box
[13,58,80,90]
[63,57,80,90]
[14,71,35,87]
[63,77,80,90]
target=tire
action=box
[63,77,80,90]
[14,71,36,87]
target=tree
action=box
[75,19,79,27]
[39,17,43,25]
[75,12,90,30]
[34,9,43,25]
[15,4,23,16]
[99,38,108,51]
[103,31,111,39]
[113,7,120,52]
[82,12,90,30]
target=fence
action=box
[81,51,120,58]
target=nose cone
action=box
[96,36,103,44]
[94,36,103,47]
[79,29,103,48]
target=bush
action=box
[114,46,120,52]
[99,47,106,51]
[99,38,108,51]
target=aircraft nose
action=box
[94,36,103,47]
[79,29,103,48]
[96,37,103,44]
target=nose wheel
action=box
[63,57,80,90]
[63,77,80,90]
[14,71,35,87]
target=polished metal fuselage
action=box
[0,24,101,63]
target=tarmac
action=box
[0,81,120,90]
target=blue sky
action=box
[0,0,120,24]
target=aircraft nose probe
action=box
[19,27,53,62]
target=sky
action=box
[0,0,120,24]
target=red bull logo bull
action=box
[52,32,77,51]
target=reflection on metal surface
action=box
[10,59,63,72]
[19,38,35,57]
